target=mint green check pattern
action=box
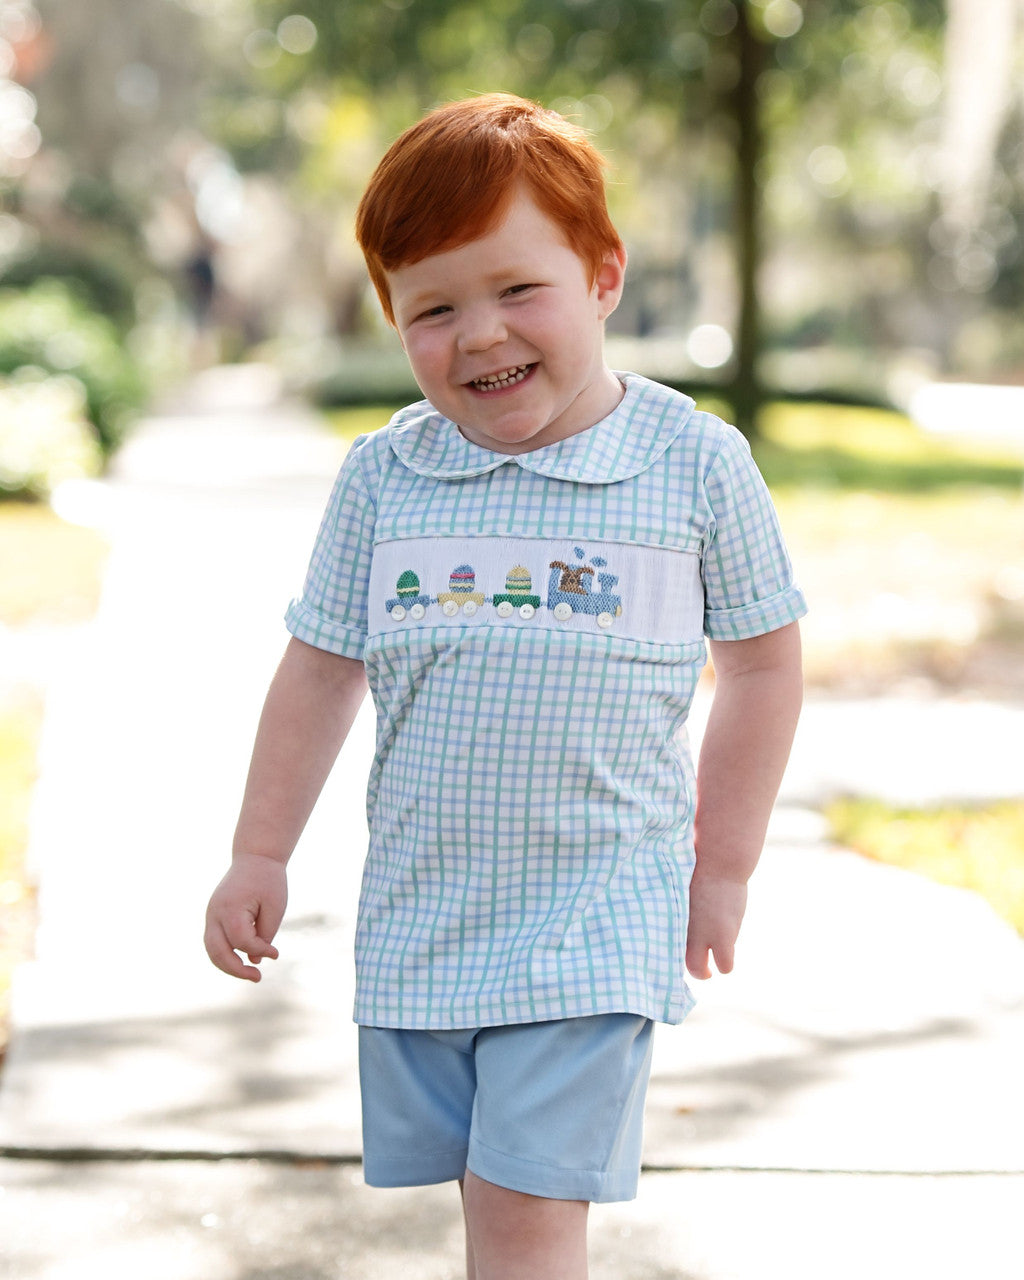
[286,374,806,1028]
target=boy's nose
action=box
[457,306,508,353]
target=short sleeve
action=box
[284,439,377,658]
[701,424,807,641]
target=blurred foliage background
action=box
[0,0,1022,495]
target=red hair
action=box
[355,93,623,326]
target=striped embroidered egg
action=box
[448,564,476,594]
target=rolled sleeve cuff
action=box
[704,584,807,642]
[285,598,366,659]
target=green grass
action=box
[827,797,1024,935]
[754,401,1024,492]
[321,404,402,447]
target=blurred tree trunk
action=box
[941,0,1018,236]
[728,0,766,439]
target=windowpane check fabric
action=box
[286,373,806,1028]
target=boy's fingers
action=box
[206,927,260,981]
[205,918,276,981]
[686,932,738,979]
[685,940,712,981]
[712,943,735,975]
[224,908,278,955]
[235,921,278,960]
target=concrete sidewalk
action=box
[1,365,1022,1279]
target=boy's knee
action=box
[462,1169,589,1250]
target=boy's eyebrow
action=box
[399,263,543,298]
[391,290,448,322]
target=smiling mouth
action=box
[469,364,535,392]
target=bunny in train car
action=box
[548,548,623,628]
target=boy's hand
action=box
[685,872,748,980]
[204,853,287,982]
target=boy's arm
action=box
[204,637,368,982]
[686,621,803,980]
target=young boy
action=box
[205,93,805,1279]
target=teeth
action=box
[472,365,531,391]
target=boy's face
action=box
[386,187,627,455]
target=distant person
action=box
[183,238,218,366]
[184,245,215,324]
[205,94,805,1279]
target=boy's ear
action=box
[595,246,627,320]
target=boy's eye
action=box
[418,304,451,320]
[504,283,536,297]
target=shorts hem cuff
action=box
[467,1138,639,1204]
[361,1147,468,1189]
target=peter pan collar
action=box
[386,372,696,484]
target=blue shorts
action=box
[358,1014,654,1204]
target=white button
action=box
[553,602,572,621]
[390,605,406,621]
[442,600,459,617]
[496,601,514,618]
[519,603,536,619]
[463,600,478,616]
[597,612,614,628]
[410,603,426,620]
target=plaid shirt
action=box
[286,373,806,1028]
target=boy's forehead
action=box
[392,189,576,277]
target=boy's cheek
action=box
[403,339,444,381]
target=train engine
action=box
[547,548,622,629]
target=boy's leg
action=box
[459,1180,477,1280]
[461,1170,589,1280]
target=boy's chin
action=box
[457,427,532,453]
[456,414,558,454]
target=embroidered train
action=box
[385,547,623,629]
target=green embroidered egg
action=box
[396,570,420,599]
